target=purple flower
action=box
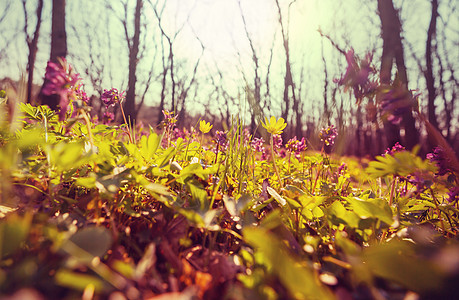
[75,84,89,104]
[215,130,227,145]
[335,49,377,101]
[286,136,307,155]
[214,130,228,152]
[337,163,347,175]
[278,148,287,158]
[173,128,188,140]
[160,110,178,132]
[405,172,432,192]
[382,142,405,157]
[319,125,338,146]
[42,58,80,121]
[427,147,452,176]
[273,134,283,150]
[251,137,265,153]
[102,110,115,125]
[101,88,124,107]
[42,59,78,96]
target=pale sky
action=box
[0,0,457,129]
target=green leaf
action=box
[142,182,170,196]
[243,227,333,300]
[55,269,105,292]
[363,240,445,293]
[266,186,286,206]
[284,196,302,209]
[346,197,393,225]
[112,260,135,279]
[327,201,360,228]
[75,176,96,189]
[185,178,208,209]
[335,231,361,255]
[140,132,160,160]
[0,213,31,258]
[298,195,324,208]
[16,128,45,150]
[156,147,176,168]
[177,208,221,230]
[223,195,237,216]
[366,150,436,178]
[312,206,324,218]
[48,142,89,171]
[283,185,306,197]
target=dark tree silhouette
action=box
[40,0,67,110]
[124,0,142,123]
[274,0,300,138]
[22,0,43,104]
[425,0,439,131]
[238,0,261,132]
[377,0,418,149]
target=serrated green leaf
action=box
[346,197,393,225]
[366,150,437,178]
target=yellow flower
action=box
[262,116,287,135]
[199,120,213,134]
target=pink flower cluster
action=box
[319,125,338,146]
[427,147,452,176]
[286,136,307,155]
[42,58,86,120]
[382,142,405,157]
[251,137,265,153]
[101,88,124,107]
[272,134,283,150]
[335,49,378,101]
[101,88,125,125]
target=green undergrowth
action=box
[0,102,458,299]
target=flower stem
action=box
[80,110,94,148]
[119,102,134,144]
[430,188,446,233]
[270,134,283,188]
[389,176,397,206]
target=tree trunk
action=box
[425,0,439,131]
[25,0,43,104]
[124,0,142,123]
[50,0,67,62]
[321,38,329,123]
[275,0,297,139]
[377,0,418,149]
[41,0,67,110]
